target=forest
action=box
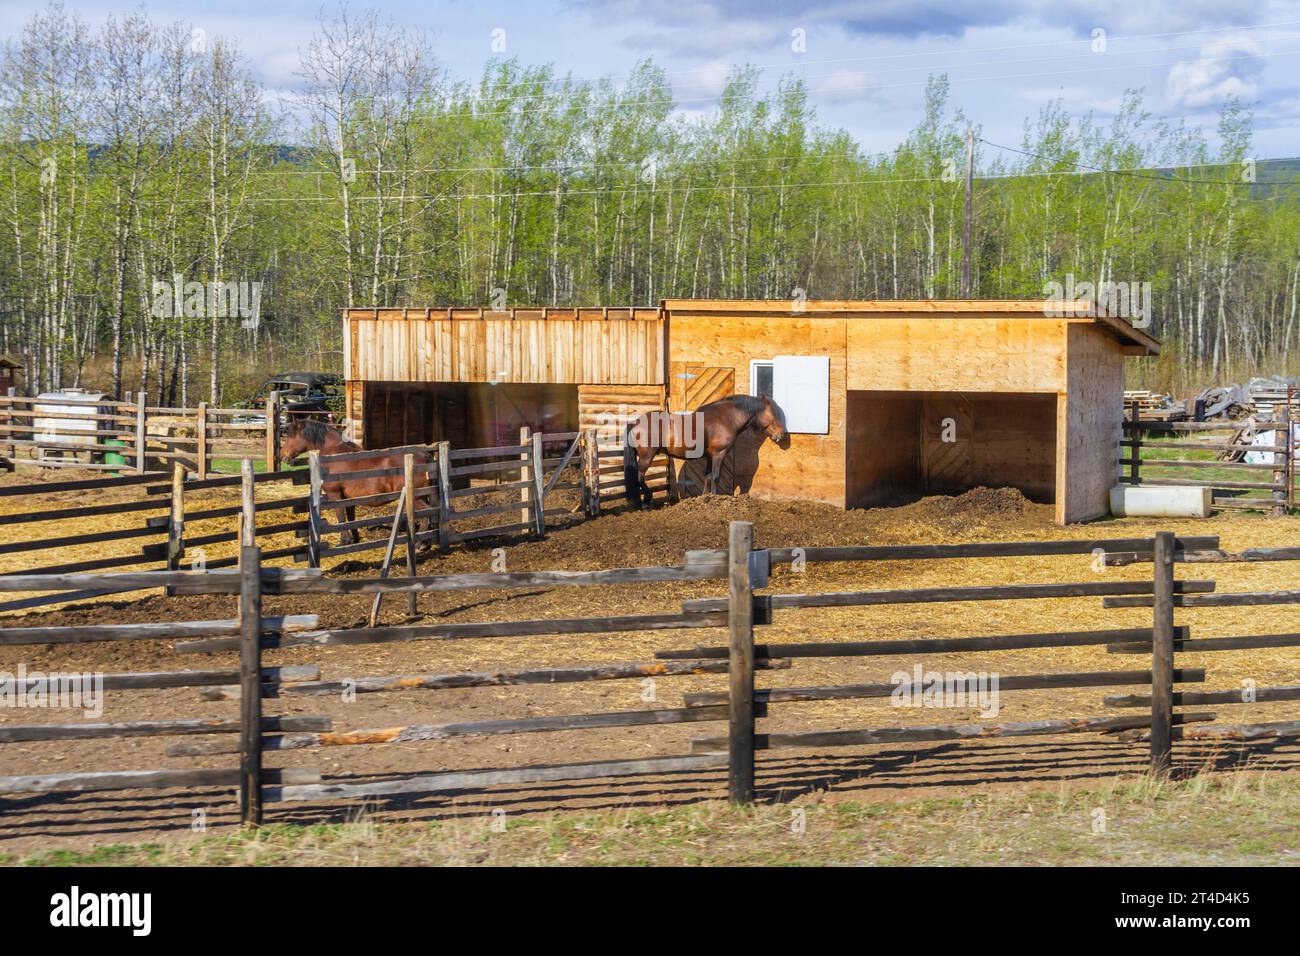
[1,3,1298,405]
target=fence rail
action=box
[0,390,295,478]
[8,524,1300,825]
[1121,399,1297,514]
[0,426,660,611]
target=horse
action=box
[279,419,433,547]
[623,394,790,509]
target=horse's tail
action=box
[623,422,642,509]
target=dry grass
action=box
[8,768,1299,867]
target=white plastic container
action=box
[33,389,110,458]
[1110,485,1212,518]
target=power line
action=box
[458,18,1300,96]
[401,45,1300,123]
[979,139,1279,186]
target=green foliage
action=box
[1,5,1298,404]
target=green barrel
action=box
[104,438,127,475]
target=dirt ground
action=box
[2,476,1299,855]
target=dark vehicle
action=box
[251,372,345,417]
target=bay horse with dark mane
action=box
[280,419,432,546]
[623,394,789,508]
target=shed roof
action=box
[660,299,1159,355]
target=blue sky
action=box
[4,0,1299,159]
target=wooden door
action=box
[671,365,737,494]
[672,364,735,411]
[922,395,974,494]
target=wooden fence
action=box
[1122,398,1297,514]
[0,389,286,478]
[0,430,666,612]
[5,527,1300,822]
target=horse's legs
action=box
[637,449,656,507]
[706,452,725,496]
[333,502,354,546]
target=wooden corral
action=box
[343,300,1158,524]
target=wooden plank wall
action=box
[1060,324,1126,523]
[845,318,1068,392]
[668,315,849,507]
[345,308,664,386]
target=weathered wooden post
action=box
[196,401,209,480]
[403,452,418,616]
[728,520,756,804]
[2,386,15,469]
[1127,400,1141,487]
[519,425,532,527]
[238,542,263,827]
[531,431,546,537]
[134,398,147,474]
[166,461,185,597]
[240,459,256,553]
[1150,531,1176,776]
[306,450,323,568]
[436,440,452,551]
[1273,400,1290,516]
[264,390,280,472]
[582,429,600,515]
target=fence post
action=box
[1127,400,1141,487]
[1273,400,1290,517]
[238,541,263,827]
[581,429,601,517]
[166,461,185,597]
[519,425,532,527]
[403,452,418,616]
[264,390,280,472]
[436,440,452,551]
[2,386,14,470]
[531,431,546,537]
[1150,530,1176,776]
[727,520,756,804]
[134,399,146,474]
[306,450,323,568]
[196,401,208,480]
[240,459,256,549]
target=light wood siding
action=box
[344,308,664,385]
[845,317,1067,392]
[577,384,666,431]
[1058,323,1126,523]
[667,314,848,507]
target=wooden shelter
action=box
[342,300,1157,523]
[0,354,23,395]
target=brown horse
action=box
[280,419,432,546]
[623,394,789,508]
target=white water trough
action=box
[1110,485,1212,518]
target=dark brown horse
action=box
[623,394,789,508]
[280,419,432,546]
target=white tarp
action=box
[1243,424,1300,464]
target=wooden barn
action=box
[341,300,1157,524]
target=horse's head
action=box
[757,396,790,446]
[279,417,327,463]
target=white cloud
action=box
[1165,33,1266,108]
[807,70,881,103]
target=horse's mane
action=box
[299,419,334,445]
[719,394,768,416]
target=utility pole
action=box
[961,127,974,298]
